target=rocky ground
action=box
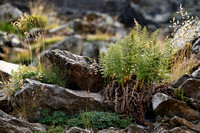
[0,1,200,133]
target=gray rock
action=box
[82,41,110,59]
[0,60,19,82]
[48,24,72,36]
[192,66,200,79]
[14,79,112,122]
[66,124,146,133]
[180,78,200,100]
[33,34,83,66]
[43,49,104,92]
[191,37,200,54]
[48,34,83,55]
[0,3,22,22]
[0,110,46,133]
[152,93,200,120]
[171,74,191,88]
[188,98,200,110]
[66,127,92,133]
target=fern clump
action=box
[100,20,173,85]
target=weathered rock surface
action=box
[0,60,19,82]
[0,3,22,22]
[180,78,200,100]
[43,49,104,92]
[170,116,200,132]
[0,110,46,133]
[152,93,200,120]
[82,41,110,59]
[171,74,191,88]
[168,127,196,133]
[0,89,12,113]
[14,79,112,122]
[192,66,200,79]
[188,98,200,110]
[66,124,146,133]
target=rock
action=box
[98,124,146,133]
[74,19,96,34]
[14,79,112,122]
[0,3,22,22]
[173,20,200,50]
[82,41,110,59]
[33,34,83,66]
[48,34,83,55]
[66,124,146,133]
[168,127,196,133]
[152,93,200,120]
[170,116,200,132]
[180,78,200,100]
[43,49,104,92]
[66,127,91,133]
[0,110,46,133]
[0,60,19,82]
[191,37,200,54]
[0,89,12,113]
[48,24,72,36]
[188,98,200,110]
[171,74,191,88]
[192,66,200,79]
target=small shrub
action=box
[39,109,134,130]
[4,64,66,97]
[68,112,133,130]
[39,109,68,125]
[173,88,188,102]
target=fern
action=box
[99,21,173,85]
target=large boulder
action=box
[33,34,83,65]
[14,79,112,122]
[180,78,200,100]
[0,3,22,22]
[152,93,200,120]
[43,49,104,92]
[0,110,46,133]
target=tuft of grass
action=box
[12,13,47,32]
[0,21,17,33]
[169,4,199,82]
[3,64,67,98]
[173,88,188,102]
